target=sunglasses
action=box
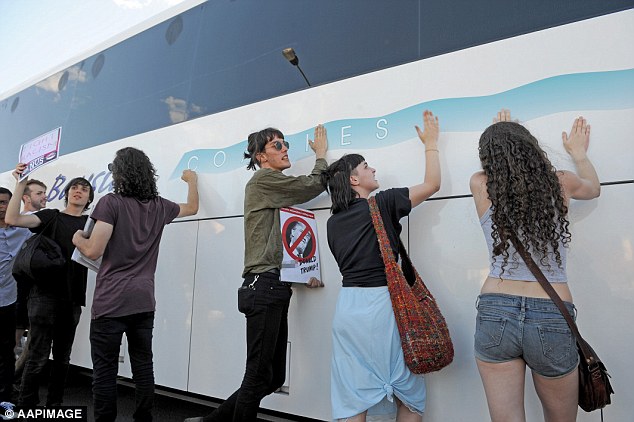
[107,163,113,171]
[266,140,290,151]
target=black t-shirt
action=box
[327,188,411,287]
[30,209,88,306]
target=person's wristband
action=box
[425,149,439,153]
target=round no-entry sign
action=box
[282,216,316,261]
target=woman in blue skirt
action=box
[321,111,441,421]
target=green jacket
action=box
[242,158,327,277]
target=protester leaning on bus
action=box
[72,147,198,422]
[470,110,601,422]
[321,111,440,422]
[5,165,94,408]
[0,187,31,408]
[185,125,327,422]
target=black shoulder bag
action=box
[12,210,66,284]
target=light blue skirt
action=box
[331,286,426,419]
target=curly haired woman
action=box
[470,109,600,422]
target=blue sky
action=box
[0,0,203,100]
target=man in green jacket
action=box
[187,125,327,422]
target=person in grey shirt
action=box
[0,187,31,408]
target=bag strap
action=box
[369,197,424,284]
[38,209,60,238]
[508,231,597,367]
[30,209,59,238]
[368,196,399,268]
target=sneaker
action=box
[0,401,16,420]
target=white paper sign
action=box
[18,127,62,181]
[280,207,321,283]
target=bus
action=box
[1,2,632,420]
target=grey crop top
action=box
[480,207,568,282]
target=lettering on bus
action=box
[300,119,389,151]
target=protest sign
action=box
[18,127,62,181]
[280,207,321,283]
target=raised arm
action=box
[409,110,441,208]
[558,117,600,200]
[177,169,199,218]
[5,163,42,228]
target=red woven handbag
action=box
[368,197,454,374]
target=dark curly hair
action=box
[321,154,365,214]
[110,147,158,200]
[478,121,570,273]
[244,128,284,171]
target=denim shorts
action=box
[474,293,579,378]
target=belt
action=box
[244,268,280,278]
[242,270,291,289]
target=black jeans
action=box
[206,274,292,422]
[0,302,16,403]
[19,296,81,407]
[90,311,154,422]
